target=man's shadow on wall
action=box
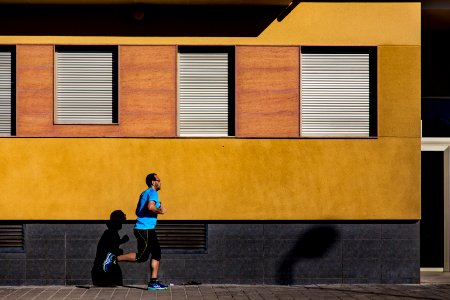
[91,210,129,287]
[277,225,339,285]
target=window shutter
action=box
[178,52,229,136]
[0,51,12,135]
[56,49,116,124]
[301,53,370,137]
[157,223,206,252]
[0,225,24,250]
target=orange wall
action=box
[119,46,177,136]
[17,45,56,136]
[236,46,299,137]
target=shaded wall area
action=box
[421,29,450,137]
[422,5,450,137]
[0,221,419,285]
[0,4,285,37]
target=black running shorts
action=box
[134,229,161,262]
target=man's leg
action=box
[147,230,167,290]
[150,259,160,279]
[103,251,138,272]
[148,230,162,280]
[103,230,150,272]
[118,252,136,262]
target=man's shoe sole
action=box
[147,287,168,291]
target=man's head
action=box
[146,173,161,191]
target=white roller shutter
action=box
[0,51,12,135]
[56,49,116,124]
[301,53,370,137]
[178,52,229,136]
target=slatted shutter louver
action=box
[0,51,12,135]
[301,53,371,137]
[0,225,24,250]
[56,49,116,124]
[156,223,206,251]
[178,52,229,136]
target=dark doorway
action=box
[421,151,445,268]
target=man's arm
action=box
[147,200,166,214]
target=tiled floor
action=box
[0,272,450,300]
[1,284,450,300]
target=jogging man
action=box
[103,173,168,290]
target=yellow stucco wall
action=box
[0,2,421,220]
[0,137,420,221]
[379,46,421,138]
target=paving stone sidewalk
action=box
[1,284,450,300]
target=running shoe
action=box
[102,252,117,272]
[147,281,168,290]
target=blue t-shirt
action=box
[134,188,161,230]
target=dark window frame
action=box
[301,46,378,137]
[0,46,16,136]
[177,46,235,137]
[54,45,119,125]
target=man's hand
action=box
[148,201,166,214]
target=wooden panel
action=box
[53,125,120,137]
[120,46,177,137]
[16,45,54,134]
[16,45,121,137]
[119,114,174,137]
[236,46,299,137]
[16,45,176,137]
[16,114,54,136]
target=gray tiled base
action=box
[0,221,420,285]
